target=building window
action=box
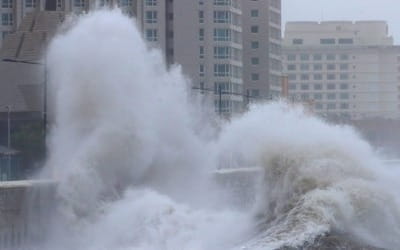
[313,64,322,70]
[199,46,204,59]
[300,74,309,80]
[340,93,349,99]
[327,64,336,70]
[314,83,322,90]
[327,83,336,90]
[251,89,260,97]
[251,73,259,81]
[26,0,38,8]
[340,103,349,109]
[313,74,322,80]
[73,0,84,7]
[199,64,205,77]
[270,27,281,40]
[339,38,353,44]
[214,64,231,77]
[340,64,349,70]
[289,83,296,90]
[214,46,230,59]
[300,64,309,71]
[251,57,259,65]
[288,74,296,80]
[1,0,12,8]
[326,54,336,61]
[314,93,322,100]
[301,84,309,90]
[214,28,231,41]
[340,83,349,90]
[300,54,309,61]
[340,73,349,80]
[214,11,231,23]
[327,93,336,100]
[340,54,349,60]
[145,0,157,6]
[327,103,336,109]
[2,31,10,39]
[145,11,157,23]
[119,0,133,6]
[199,11,204,23]
[313,54,322,60]
[251,41,259,49]
[301,93,309,100]
[287,54,296,61]
[145,29,157,42]
[315,103,323,109]
[287,64,296,71]
[320,38,336,45]
[1,13,13,26]
[251,10,259,17]
[199,28,204,41]
[293,39,303,45]
[251,26,259,33]
[214,0,232,6]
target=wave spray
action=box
[43,9,400,250]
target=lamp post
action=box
[2,58,47,140]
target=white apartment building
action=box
[283,21,400,120]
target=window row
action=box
[287,73,350,81]
[213,0,240,9]
[1,13,12,25]
[214,81,242,94]
[291,92,350,101]
[289,83,349,90]
[212,46,242,60]
[214,64,242,79]
[287,53,349,61]
[286,63,349,71]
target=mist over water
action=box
[42,9,400,250]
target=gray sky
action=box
[283,0,400,44]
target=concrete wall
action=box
[0,180,56,249]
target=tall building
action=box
[283,21,400,120]
[242,0,282,100]
[137,0,282,115]
[1,0,282,116]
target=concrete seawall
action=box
[0,180,56,249]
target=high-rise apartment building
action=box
[1,0,282,116]
[283,21,400,120]
[137,0,282,115]
[242,0,282,100]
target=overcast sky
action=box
[283,0,400,44]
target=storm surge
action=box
[42,9,400,250]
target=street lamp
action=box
[2,58,47,140]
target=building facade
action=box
[242,0,282,101]
[1,0,282,116]
[283,21,400,120]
